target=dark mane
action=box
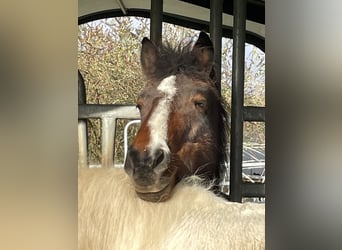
[152,41,212,83]
[217,98,230,181]
[154,40,230,181]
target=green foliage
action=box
[78,17,265,165]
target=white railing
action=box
[78,104,140,168]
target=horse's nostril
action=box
[154,150,165,168]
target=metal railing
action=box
[78,104,140,168]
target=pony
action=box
[124,32,229,202]
[78,168,265,250]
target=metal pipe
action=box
[150,0,163,45]
[209,0,223,93]
[229,0,247,202]
[78,71,88,168]
[116,0,127,15]
[243,106,265,121]
[78,121,88,168]
[78,104,139,120]
[77,104,140,169]
[78,71,86,105]
[242,183,265,197]
[124,120,141,162]
[101,117,116,168]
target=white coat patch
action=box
[147,75,177,155]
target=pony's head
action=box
[124,32,228,202]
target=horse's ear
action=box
[141,37,158,78]
[192,32,214,74]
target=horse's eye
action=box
[194,100,207,110]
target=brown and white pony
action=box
[124,32,229,202]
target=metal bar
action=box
[78,71,87,104]
[116,0,127,15]
[78,104,139,168]
[243,106,265,121]
[209,0,223,93]
[150,0,163,45]
[78,71,88,168]
[124,120,141,162]
[78,104,140,120]
[78,120,88,168]
[242,183,265,197]
[101,117,116,168]
[229,0,247,202]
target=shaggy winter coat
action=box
[78,168,265,250]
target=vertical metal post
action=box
[230,0,247,202]
[78,121,88,168]
[78,71,88,168]
[209,0,223,93]
[78,71,87,105]
[101,117,116,168]
[150,0,163,45]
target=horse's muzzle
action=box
[124,146,175,201]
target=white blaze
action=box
[148,75,177,155]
